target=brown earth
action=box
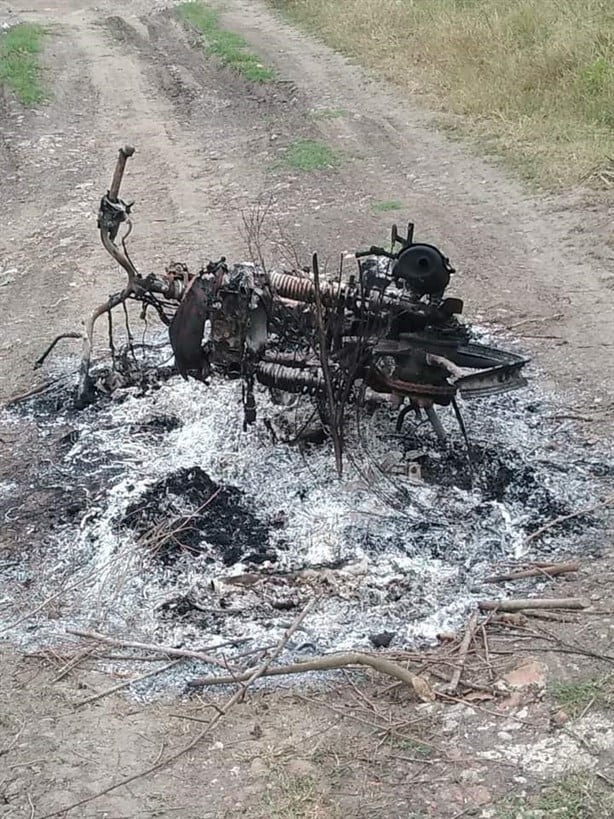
[1,0,613,817]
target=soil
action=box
[0,0,613,817]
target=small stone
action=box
[369,631,395,648]
[459,768,482,784]
[251,724,263,739]
[502,658,547,690]
[551,709,569,728]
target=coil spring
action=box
[269,272,343,306]
[256,363,327,396]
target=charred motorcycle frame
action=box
[38,147,528,469]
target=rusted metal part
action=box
[256,363,327,396]
[169,278,210,381]
[108,144,135,201]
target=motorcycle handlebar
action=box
[109,145,135,201]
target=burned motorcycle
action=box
[37,146,528,455]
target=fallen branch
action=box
[521,610,578,623]
[447,610,478,693]
[483,561,580,584]
[66,629,237,671]
[187,652,435,702]
[39,598,317,819]
[479,597,589,612]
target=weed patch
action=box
[0,23,46,105]
[311,106,345,120]
[499,773,614,818]
[551,674,614,717]
[371,199,404,212]
[178,2,274,82]
[278,138,340,171]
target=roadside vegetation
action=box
[498,773,614,818]
[178,2,275,82]
[270,0,614,189]
[279,138,340,170]
[551,674,614,717]
[0,23,46,105]
[371,199,404,212]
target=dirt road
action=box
[1,1,613,816]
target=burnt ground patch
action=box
[122,465,271,566]
[419,442,581,519]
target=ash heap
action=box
[40,146,528,458]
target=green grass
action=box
[311,106,345,120]
[270,0,614,189]
[551,674,614,717]
[178,2,274,82]
[498,774,614,818]
[371,199,404,212]
[0,23,46,105]
[279,138,340,171]
[389,736,433,757]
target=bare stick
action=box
[187,651,434,701]
[447,611,478,693]
[240,194,273,273]
[507,313,564,329]
[312,252,343,475]
[524,496,613,544]
[66,629,237,671]
[34,332,82,369]
[483,562,580,584]
[39,599,317,819]
[74,659,181,708]
[53,646,98,683]
[479,597,589,612]
[2,378,64,408]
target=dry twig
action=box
[524,496,613,544]
[447,611,478,693]
[74,659,181,708]
[483,561,580,584]
[479,597,589,612]
[66,628,237,671]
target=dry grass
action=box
[270,0,614,189]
